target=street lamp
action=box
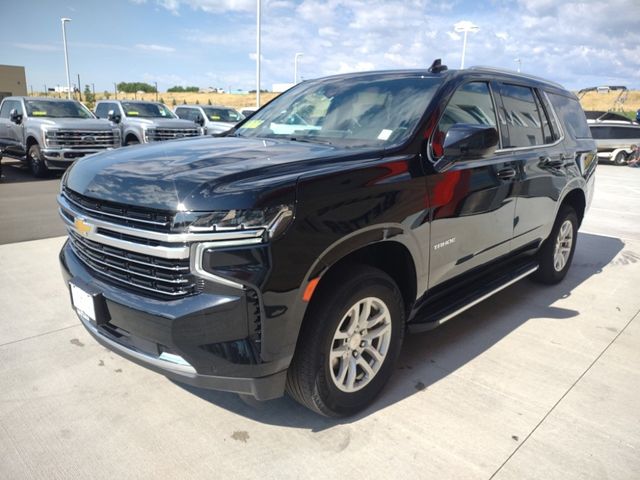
[454,20,479,69]
[256,0,261,108]
[514,58,522,73]
[61,18,72,99]
[294,53,303,84]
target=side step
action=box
[408,260,538,333]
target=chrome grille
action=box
[147,128,200,141]
[67,229,197,298]
[46,129,119,149]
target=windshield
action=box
[203,107,243,122]
[24,100,94,119]
[121,102,176,118]
[235,74,443,147]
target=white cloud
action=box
[136,43,176,53]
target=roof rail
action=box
[467,66,565,89]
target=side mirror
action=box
[107,109,121,124]
[433,124,499,172]
[9,108,22,125]
[195,115,205,127]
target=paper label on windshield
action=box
[243,119,263,129]
[127,111,139,116]
[32,111,47,116]
[210,115,221,120]
[378,129,393,140]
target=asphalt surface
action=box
[0,159,66,244]
[0,164,639,479]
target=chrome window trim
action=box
[58,194,266,244]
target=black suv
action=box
[59,63,596,417]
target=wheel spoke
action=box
[357,357,375,379]
[345,357,357,389]
[363,322,390,342]
[358,298,372,327]
[336,358,349,385]
[330,345,349,361]
[363,346,384,364]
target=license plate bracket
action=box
[68,278,110,326]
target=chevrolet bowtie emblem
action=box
[74,217,93,236]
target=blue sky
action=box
[2,0,639,93]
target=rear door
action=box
[495,83,567,251]
[428,80,518,286]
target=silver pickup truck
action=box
[0,96,120,177]
[95,100,201,145]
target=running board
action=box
[408,262,538,333]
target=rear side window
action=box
[547,93,591,139]
[499,84,546,148]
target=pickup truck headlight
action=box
[143,128,156,142]
[112,128,121,145]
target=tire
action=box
[28,144,49,178]
[613,151,627,165]
[532,205,578,285]
[286,265,405,417]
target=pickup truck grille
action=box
[67,229,197,298]
[46,129,118,149]
[147,128,200,141]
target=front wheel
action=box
[286,265,405,417]
[613,151,627,165]
[28,144,49,178]
[533,205,578,284]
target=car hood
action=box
[29,118,113,130]
[124,117,198,129]
[65,136,378,211]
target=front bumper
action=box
[42,148,116,169]
[60,241,288,400]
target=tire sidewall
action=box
[309,271,405,416]
[540,207,578,283]
[614,152,627,165]
[28,144,47,177]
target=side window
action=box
[547,93,590,139]
[499,84,545,148]
[533,91,557,143]
[432,81,497,158]
[612,127,640,139]
[175,108,187,119]
[95,103,109,118]
[0,100,15,118]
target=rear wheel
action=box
[28,144,49,178]
[613,151,627,165]
[533,205,578,284]
[286,265,405,417]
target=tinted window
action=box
[121,102,175,118]
[24,100,92,118]
[499,84,545,148]
[203,107,243,122]
[95,103,110,118]
[432,81,497,158]
[547,93,590,139]
[0,100,19,118]
[612,126,640,139]
[589,126,609,139]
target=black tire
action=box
[28,144,49,178]
[532,205,578,285]
[613,151,627,165]
[125,136,140,146]
[286,265,405,417]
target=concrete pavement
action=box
[0,164,638,479]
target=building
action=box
[0,65,27,101]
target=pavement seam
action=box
[488,307,640,480]
[0,324,79,349]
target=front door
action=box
[427,81,518,287]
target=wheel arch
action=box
[559,187,586,227]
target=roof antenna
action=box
[428,58,448,73]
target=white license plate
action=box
[70,283,96,321]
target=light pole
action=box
[256,0,261,108]
[154,81,158,101]
[514,58,522,73]
[294,53,303,84]
[454,20,479,69]
[61,18,72,99]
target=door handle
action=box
[497,167,516,179]
[540,156,564,167]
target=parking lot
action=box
[0,163,639,479]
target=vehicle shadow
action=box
[173,232,624,431]
[0,159,63,184]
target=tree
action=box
[171,98,177,106]
[195,99,199,105]
[183,99,187,105]
[84,85,95,109]
[116,82,156,93]
[159,97,165,104]
[207,98,212,106]
[103,90,111,100]
[167,85,200,93]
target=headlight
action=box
[41,126,55,147]
[112,128,121,145]
[189,205,294,239]
[143,128,156,142]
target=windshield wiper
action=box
[288,136,333,146]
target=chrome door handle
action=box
[497,167,516,179]
[540,156,564,167]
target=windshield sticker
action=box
[32,111,47,116]
[210,115,221,120]
[377,129,393,140]
[127,111,139,116]
[243,119,263,129]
